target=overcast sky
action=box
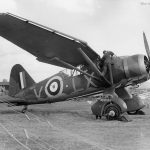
[0,0,150,83]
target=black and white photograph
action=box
[0,0,150,149]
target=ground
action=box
[0,100,150,150]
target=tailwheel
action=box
[104,103,121,120]
[21,105,28,113]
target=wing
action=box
[0,13,99,68]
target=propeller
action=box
[143,32,150,72]
[143,32,150,60]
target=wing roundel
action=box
[0,13,99,68]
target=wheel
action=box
[127,111,137,115]
[104,103,121,120]
[21,105,28,113]
[127,110,145,115]
[22,109,26,113]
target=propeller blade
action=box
[143,32,150,60]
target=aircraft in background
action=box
[0,13,149,121]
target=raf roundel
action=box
[45,76,63,97]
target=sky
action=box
[0,0,150,83]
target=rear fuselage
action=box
[15,71,103,104]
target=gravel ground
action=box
[0,100,150,150]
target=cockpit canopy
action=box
[60,65,88,77]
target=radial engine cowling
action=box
[123,54,149,79]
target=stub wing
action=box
[0,13,99,68]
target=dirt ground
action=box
[0,100,150,150]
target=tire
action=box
[104,103,121,120]
[127,110,145,115]
[127,111,137,115]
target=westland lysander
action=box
[0,13,149,121]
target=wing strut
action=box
[78,48,111,85]
[38,57,101,81]
[108,63,113,85]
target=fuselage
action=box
[14,54,149,105]
[15,71,103,104]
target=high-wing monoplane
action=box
[0,13,149,121]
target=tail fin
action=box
[9,64,35,97]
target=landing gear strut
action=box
[21,105,28,113]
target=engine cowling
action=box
[123,54,148,79]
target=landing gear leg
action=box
[22,105,28,113]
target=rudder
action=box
[9,64,35,97]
